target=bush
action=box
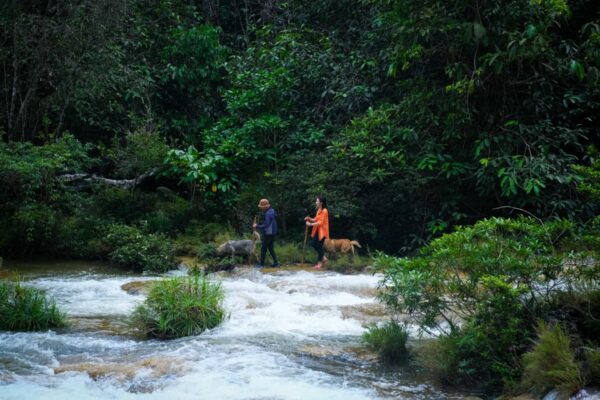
[195,242,217,260]
[362,320,409,363]
[585,347,600,385]
[376,217,600,392]
[91,188,156,225]
[522,322,583,398]
[144,197,195,235]
[274,242,303,264]
[105,224,177,272]
[0,279,66,331]
[131,274,225,339]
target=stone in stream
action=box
[120,281,153,295]
[54,357,186,382]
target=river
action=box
[0,260,471,399]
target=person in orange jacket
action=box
[304,196,329,269]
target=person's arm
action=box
[306,212,322,226]
[257,212,273,229]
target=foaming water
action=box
[0,262,466,399]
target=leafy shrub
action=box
[105,128,170,178]
[8,204,61,254]
[131,274,225,339]
[91,188,156,225]
[376,217,600,392]
[192,222,232,242]
[274,242,303,265]
[362,320,409,363]
[144,197,195,235]
[195,243,217,260]
[522,322,583,398]
[105,224,176,272]
[0,279,66,331]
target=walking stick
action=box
[249,216,257,265]
[301,224,309,265]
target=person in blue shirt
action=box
[252,198,279,268]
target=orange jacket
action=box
[311,208,329,240]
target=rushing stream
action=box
[0,260,471,399]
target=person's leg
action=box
[312,236,324,268]
[316,238,325,262]
[266,235,278,266]
[259,236,267,266]
[311,235,320,262]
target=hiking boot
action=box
[254,264,264,268]
[271,263,280,268]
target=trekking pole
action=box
[301,222,309,265]
[249,216,257,265]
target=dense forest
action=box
[1,0,600,397]
[1,0,598,257]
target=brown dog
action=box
[324,238,361,255]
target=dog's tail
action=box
[350,240,361,248]
[251,230,261,242]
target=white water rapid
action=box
[0,261,468,399]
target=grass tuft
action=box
[0,278,66,331]
[362,320,409,363]
[131,274,225,339]
[522,321,583,397]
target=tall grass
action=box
[362,320,409,363]
[0,279,66,331]
[522,322,583,397]
[131,274,225,339]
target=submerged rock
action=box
[54,357,186,383]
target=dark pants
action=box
[311,235,325,262]
[260,234,278,266]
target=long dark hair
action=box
[317,195,327,210]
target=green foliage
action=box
[362,320,409,363]
[105,224,177,272]
[0,278,66,331]
[90,188,155,225]
[144,197,195,235]
[104,128,170,178]
[273,243,303,265]
[573,146,600,202]
[522,322,583,398]
[377,217,600,391]
[0,135,93,254]
[131,274,225,339]
[585,348,600,385]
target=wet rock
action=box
[299,343,378,364]
[68,316,133,336]
[340,303,388,324]
[54,357,186,383]
[120,281,153,295]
